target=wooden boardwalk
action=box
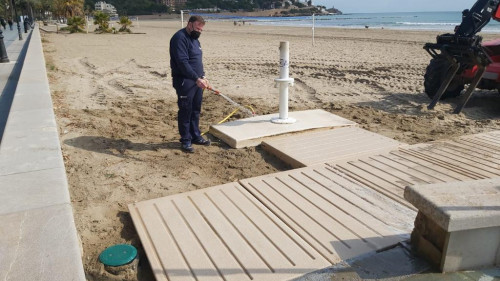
[331,131,500,208]
[129,131,500,281]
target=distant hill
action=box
[326,7,342,14]
[84,0,169,15]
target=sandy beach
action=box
[41,20,500,280]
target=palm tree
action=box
[52,0,83,18]
[93,10,109,33]
[65,15,84,32]
[118,16,132,33]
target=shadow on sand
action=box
[64,136,181,159]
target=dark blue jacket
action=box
[169,29,204,82]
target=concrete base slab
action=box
[262,127,404,168]
[209,109,356,148]
[0,204,85,281]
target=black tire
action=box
[424,56,464,100]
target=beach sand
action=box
[42,20,500,280]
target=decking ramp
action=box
[128,182,332,281]
[261,127,404,168]
[129,130,500,281]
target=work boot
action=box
[193,137,211,146]
[181,143,194,153]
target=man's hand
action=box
[196,78,209,89]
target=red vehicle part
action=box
[461,39,500,82]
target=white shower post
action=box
[181,10,184,28]
[272,41,296,124]
[312,13,315,46]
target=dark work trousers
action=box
[173,77,203,145]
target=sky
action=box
[314,0,476,13]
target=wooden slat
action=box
[370,155,446,184]
[402,148,490,179]
[289,169,412,239]
[314,166,414,228]
[387,151,472,182]
[444,142,500,162]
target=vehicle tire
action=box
[424,56,464,100]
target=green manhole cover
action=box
[99,244,137,267]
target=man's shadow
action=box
[64,136,180,159]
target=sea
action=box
[193,11,500,33]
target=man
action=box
[170,15,211,153]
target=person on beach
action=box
[169,15,210,153]
[7,18,13,30]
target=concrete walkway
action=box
[0,26,29,140]
[0,25,85,281]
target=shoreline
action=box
[135,13,500,33]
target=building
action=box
[95,1,118,17]
[161,0,187,9]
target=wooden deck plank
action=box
[155,201,223,281]
[239,166,414,265]
[129,183,330,281]
[363,156,435,185]
[221,186,324,263]
[373,154,449,183]
[403,148,493,179]
[287,169,411,241]
[273,173,381,241]
[170,196,250,281]
[312,166,415,228]
[387,151,473,182]
[444,142,500,162]
[332,163,412,208]
[241,177,346,264]
[398,149,484,180]
[430,147,500,176]
[129,203,195,281]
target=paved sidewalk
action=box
[0,25,29,141]
[0,25,85,281]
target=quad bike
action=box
[423,0,500,113]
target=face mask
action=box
[190,30,201,40]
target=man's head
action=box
[186,15,205,40]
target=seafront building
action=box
[161,0,187,9]
[95,1,118,17]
